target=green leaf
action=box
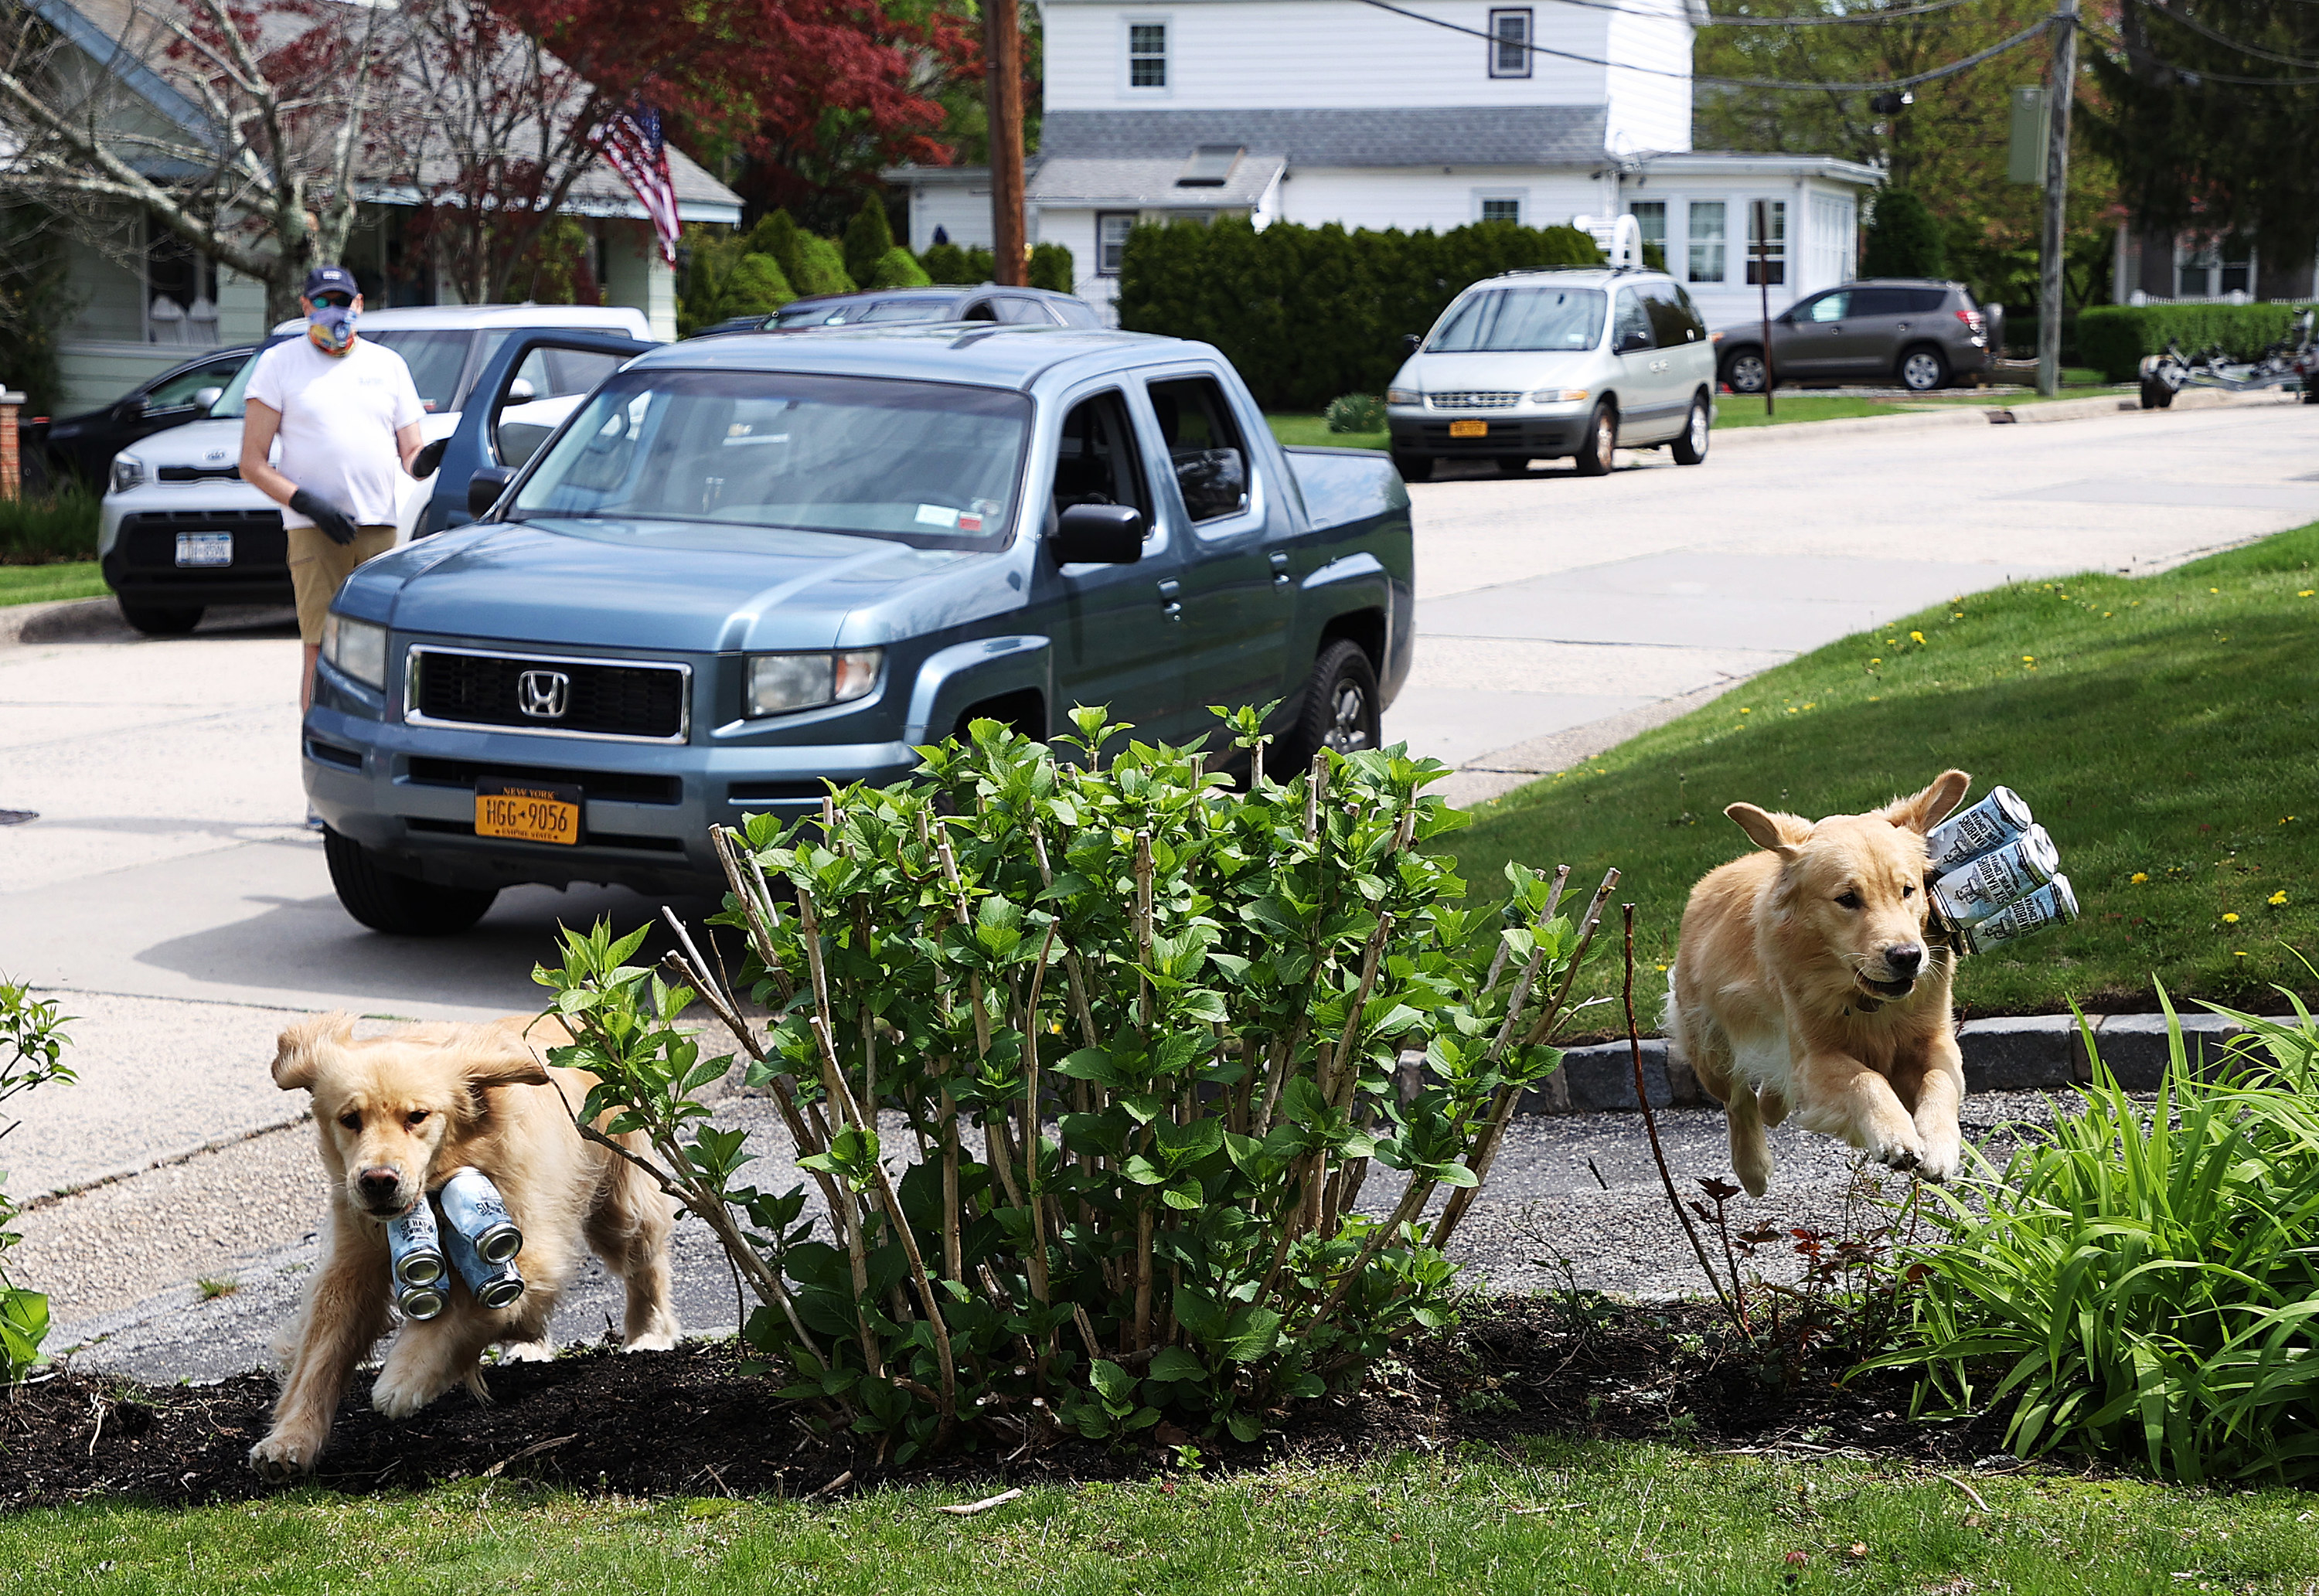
[1223,1306,1284,1363]
[1088,1359,1137,1405]
[1146,1346,1206,1383]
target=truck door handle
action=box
[1158,577,1182,618]
[1270,553,1291,586]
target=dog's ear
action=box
[1726,802,1813,855]
[272,1012,354,1092]
[458,1029,553,1091]
[1883,769,1972,834]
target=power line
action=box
[1355,0,2053,90]
[2132,0,2319,69]
[1531,0,1991,29]
[2084,17,2319,82]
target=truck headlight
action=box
[321,612,388,690]
[747,648,882,717]
[110,455,146,494]
[1527,387,1591,403]
[1385,387,1422,406]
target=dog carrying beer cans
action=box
[387,1197,449,1320]
[1926,785,2035,874]
[1923,787,2077,955]
[1956,875,2079,955]
[1931,825,2060,925]
[443,1217,527,1310]
[438,1167,523,1264]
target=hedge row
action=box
[1115,217,1602,411]
[2078,303,2315,383]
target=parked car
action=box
[1711,280,2001,395]
[97,305,656,635]
[1382,266,1717,482]
[699,284,1103,336]
[25,344,257,488]
[303,322,1413,934]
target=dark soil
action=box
[0,1299,2015,1511]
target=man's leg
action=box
[291,526,397,779]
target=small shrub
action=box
[727,254,798,316]
[793,233,856,298]
[843,199,897,289]
[2077,302,2315,382]
[921,242,971,284]
[748,210,807,294]
[964,246,998,283]
[1868,989,2319,1483]
[1322,394,1387,434]
[869,247,932,291]
[0,484,100,563]
[540,709,1616,1455]
[1,982,75,1383]
[1862,190,1946,279]
[1028,242,1075,294]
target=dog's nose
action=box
[357,1168,402,1205]
[1885,944,1923,977]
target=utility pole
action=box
[2038,0,2080,396]
[983,0,1029,287]
[1752,199,1776,418]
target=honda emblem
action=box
[516,669,570,720]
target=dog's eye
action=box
[1835,891,1863,910]
[1902,884,1916,898]
[407,1110,430,1128]
[338,1111,361,1131]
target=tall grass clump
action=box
[0,483,100,564]
[539,709,1615,1458]
[1869,986,2319,1482]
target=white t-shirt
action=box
[246,335,424,529]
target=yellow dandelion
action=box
[2021,655,2035,664]
[1739,707,1751,714]
[1786,707,1798,714]
[1868,696,1881,702]
[2210,587,2219,594]
[2301,590,2316,598]
[2103,611,2113,618]
[2223,913,2241,924]
[2130,873,2148,884]
[2236,951,2249,958]
[1869,657,1882,665]
[2271,891,2290,907]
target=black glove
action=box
[289,488,360,546]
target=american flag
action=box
[588,103,680,266]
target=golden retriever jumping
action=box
[249,1014,678,1480]
[1668,770,1973,1197]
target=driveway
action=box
[4,396,2314,1370]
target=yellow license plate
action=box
[1449,418,1489,438]
[475,778,582,846]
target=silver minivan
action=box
[1384,266,1717,481]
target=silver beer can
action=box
[438,1167,522,1264]
[1926,785,2035,873]
[444,1217,526,1311]
[1932,825,2060,925]
[1958,874,2079,955]
[386,1196,446,1288]
[396,1280,448,1321]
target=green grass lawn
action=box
[1712,383,2129,431]
[1268,413,1388,453]
[9,1441,2317,1594]
[1449,522,2319,1020]
[0,560,107,607]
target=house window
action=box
[1098,213,1137,276]
[2178,238,2253,298]
[1128,21,1168,89]
[1745,199,1786,287]
[1479,196,1523,225]
[1628,201,1666,269]
[1489,9,1533,77]
[1687,201,1725,284]
[145,217,219,345]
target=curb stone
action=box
[1707,386,2297,450]
[0,595,121,648]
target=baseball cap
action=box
[302,264,358,300]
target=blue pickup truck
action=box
[305,324,1415,934]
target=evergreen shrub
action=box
[1029,243,1076,294]
[921,243,972,284]
[870,248,934,290]
[2077,302,2315,382]
[1323,393,1387,434]
[844,200,897,288]
[794,234,857,298]
[1862,190,1947,280]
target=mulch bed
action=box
[0,1299,2014,1511]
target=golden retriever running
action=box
[1667,770,1972,1196]
[249,1014,678,1480]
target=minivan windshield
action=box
[506,369,1030,549]
[1427,285,1607,353]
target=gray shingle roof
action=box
[1039,106,1609,168]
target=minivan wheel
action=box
[1670,393,1711,465]
[1898,345,1949,393]
[324,827,499,936]
[1390,451,1434,482]
[1572,403,1617,477]
[117,601,203,636]
[1721,350,1768,394]
[1275,640,1381,775]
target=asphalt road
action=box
[4,395,2314,1377]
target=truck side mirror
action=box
[468,465,513,518]
[1401,332,1422,355]
[1051,502,1144,564]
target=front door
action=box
[1774,290,1852,379]
[1611,288,1674,440]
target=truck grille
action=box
[407,648,690,743]
[1426,392,1523,410]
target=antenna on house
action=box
[1571,213,1644,268]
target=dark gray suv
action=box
[1713,280,2001,394]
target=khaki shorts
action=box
[288,524,397,645]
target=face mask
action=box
[308,302,358,356]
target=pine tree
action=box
[1863,190,1946,278]
[843,199,896,288]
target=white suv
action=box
[98,304,652,635]
[1384,267,1716,481]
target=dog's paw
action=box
[499,1338,556,1364]
[1866,1134,1924,1174]
[248,1428,322,1481]
[368,1364,445,1420]
[623,1322,680,1353]
[1913,1141,1961,1185]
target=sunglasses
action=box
[312,292,354,308]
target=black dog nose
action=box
[358,1169,401,1203]
[1885,944,1923,977]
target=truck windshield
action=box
[1428,286,1607,352]
[505,369,1031,548]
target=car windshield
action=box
[1428,285,1608,352]
[772,304,850,328]
[506,369,1031,549]
[206,328,478,417]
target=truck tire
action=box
[2302,379,2318,406]
[1390,451,1433,483]
[1670,393,1711,465]
[324,827,499,936]
[1275,639,1380,776]
[117,601,203,636]
[1572,403,1617,477]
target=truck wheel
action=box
[1390,451,1433,483]
[1898,345,1949,393]
[1572,403,1617,477]
[1721,349,1767,394]
[1670,393,1711,465]
[1275,640,1381,775]
[2302,380,2318,405]
[323,827,499,936]
[117,601,203,636]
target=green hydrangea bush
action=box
[1,983,74,1383]
[538,709,1614,1458]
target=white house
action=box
[887,0,1879,326]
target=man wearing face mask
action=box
[240,264,425,713]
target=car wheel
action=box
[1495,454,1534,476]
[1721,350,1767,394]
[323,827,499,936]
[2302,380,2318,406]
[1572,403,1617,477]
[117,601,203,635]
[1898,345,1949,393]
[1670,393,1711,465]
[1390,451,1434,483]
[1274,640,1381,777]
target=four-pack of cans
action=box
[1924,785,2078,955]
[385,1166,526,1319]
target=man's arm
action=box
[240,399,298,508]
[397,421,424,475]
